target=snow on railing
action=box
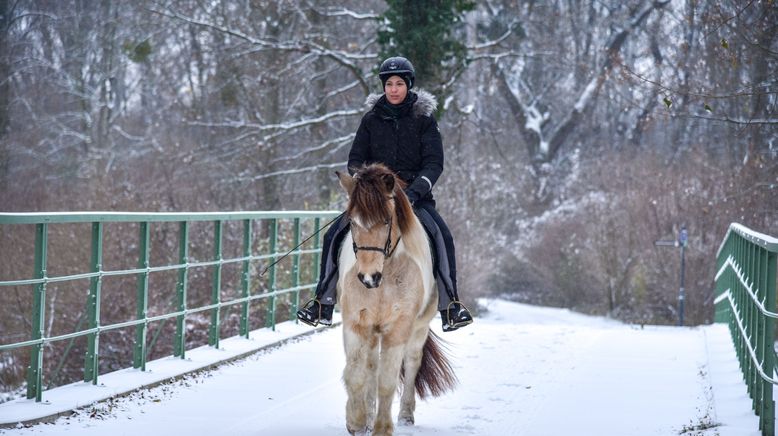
[714,222,778,436]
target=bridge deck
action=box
[0,300,763,435]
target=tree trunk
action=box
[0,0,11,189]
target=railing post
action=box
[761,250,776,435]
[715,236,731,323]
[313,217,321,280]
[266,218,278,330]
[26,223,47,402]
[209,220,223,347]
[240,219,252,338]
[133,222,150,370]
[291,218,301,321]
[174,221,189,358]
[84,222,103,384]
[755,245,765,418]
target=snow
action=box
[0,317,341,425]
[523,104,545,136]
[574,78,598,112]
[0,299,763,436]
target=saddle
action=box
[322,207,455,301]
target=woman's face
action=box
[384,75,408,105]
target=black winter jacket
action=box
[347,90,443,203]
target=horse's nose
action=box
[357,272,382,289]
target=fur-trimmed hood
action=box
[364,89,438,118]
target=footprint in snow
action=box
[451,423,477,434]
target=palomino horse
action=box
[336,164,457,436]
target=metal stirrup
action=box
[446,300,472,327]
[300,298,322,327]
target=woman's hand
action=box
[404,188,420,205]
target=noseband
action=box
[352,218,401,259]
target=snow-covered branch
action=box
[149,7,296,50]
[150,7,375,94]
[309,6,380,20]
[271,134,355,164]
[188,108,362,133]
[467,20,521,50]
[234,161,348,183]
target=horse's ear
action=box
[381,173,395,193]
[336,171,355,196]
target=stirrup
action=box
[445,300,474,329]
[297,298,322,327]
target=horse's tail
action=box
[412,330,458,399]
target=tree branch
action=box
[544,0,671,162]
[150,6,376,95]
[231,161,348,184]
[308,5,380,20]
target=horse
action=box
[335,163,457,436]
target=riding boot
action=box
[412,201,474,332]
[296,214,348,327]
[440,301,474,332]
[297,299,335,327]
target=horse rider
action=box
[296,56,473,332]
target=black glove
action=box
[404,188,420,205]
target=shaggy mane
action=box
[348,164,414,235]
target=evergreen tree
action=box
[377,0,474,114]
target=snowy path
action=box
[0,300,761,436]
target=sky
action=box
[0,299,764,436]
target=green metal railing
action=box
[714,222,778,436]
[0,211,338,403]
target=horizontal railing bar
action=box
[716,222,778,259]
[184,284,315,316]
[0,211,341,225]
[714,256,778,319]
[0,283,316,352]
[719,289,778,385]
[0,249,324,287]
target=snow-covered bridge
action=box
[0,300,764,436]
[1,213,775,436]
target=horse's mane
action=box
[348,164,414,235]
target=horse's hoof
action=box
[398,415,414,426]
[373,421,393,436]
[347,425,370,436]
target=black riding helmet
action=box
[378,56,415,89]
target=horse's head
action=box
[337,164,412,289]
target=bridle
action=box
[351,198,401,259]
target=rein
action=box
[259,211,347,277]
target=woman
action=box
[297,56,473,332]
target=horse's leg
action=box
[343,326,373,435]
[398,326,428,426]
[364,337,380,429]
[375,314,419,436]
[372,340,405,436]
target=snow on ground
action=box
[0,299,762,436]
